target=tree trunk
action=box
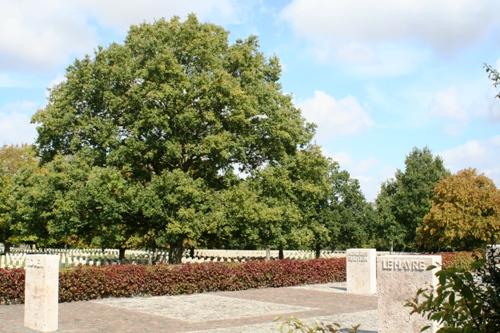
[278,248,284,260]
[189,247,195,258]
[315,245,321,259]
[118,247,126,262]
[3,242,10,254]
[169,243,184,264]
[265,246,271,261]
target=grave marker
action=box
[377,255,441,333]
[346,248,376,295]
[486,244,499,265]
[24,254,59,333]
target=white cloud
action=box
[491,135,500,146]
[281,0,500,74]
[0,101,38,146]
[440,137,500,187]
[432,87,467,122]
[323,149,394,201]
[314,40,431,77]
[427,78,500,135]
[79,0,237,31]
[0,0,238,71]
[300,91,373,142]
[441,140,487,162]
[282,0,499,52]
[0,0,97,71]
[430,87,468,135]
[0,73,25,88]
[329,151,352,166]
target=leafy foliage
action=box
[277,316,359,333]
[23,15,325,260]
[407,247,500,333]
[0,15,418,257]
[0,258,346,304]
[374,147,449,250]
[417,169,500,251]
[373,180,406,250]
[33,15,312,185]
[143,169,209,262]
[440,251,482,271]
[0,145,38,249]
[485,63,500,99]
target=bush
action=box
[440,251,482,270]
[0,268,24,304]
[407,247,500,332]
[0,258,345,304]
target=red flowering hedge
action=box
[440,251,480,270]
[0,258,345,304]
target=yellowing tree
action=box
[417,169,500,250]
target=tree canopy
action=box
[0,145,39,252]
[27,15,321,261]
[417,169,500,250]
[374,147,449,250]
[33,15,313,187]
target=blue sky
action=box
[0,0,499,201]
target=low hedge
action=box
[0,258,345,304]
[440,251,482,270]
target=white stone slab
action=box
[346,248,376,295]
[94,294,313,323]
[377,255,441,333]
[24,254,59,333]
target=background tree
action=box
[373,180,406,251]
[329,168,375,250]
[417,169,500,250]
[376,147,449,250]
[203,146,374,256]
[0,145,38,253]
[7,155,89,249]
[252,146,334,257]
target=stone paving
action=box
[0,282,378,333]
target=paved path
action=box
[0,283,378,332]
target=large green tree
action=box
[31,15,313,261]
[375,147,449,250]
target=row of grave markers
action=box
[1,248,348,269]
[346,248,441,333]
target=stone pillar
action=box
[346,248,376,295]
[377,255,441,333]
[24,254,59,332]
